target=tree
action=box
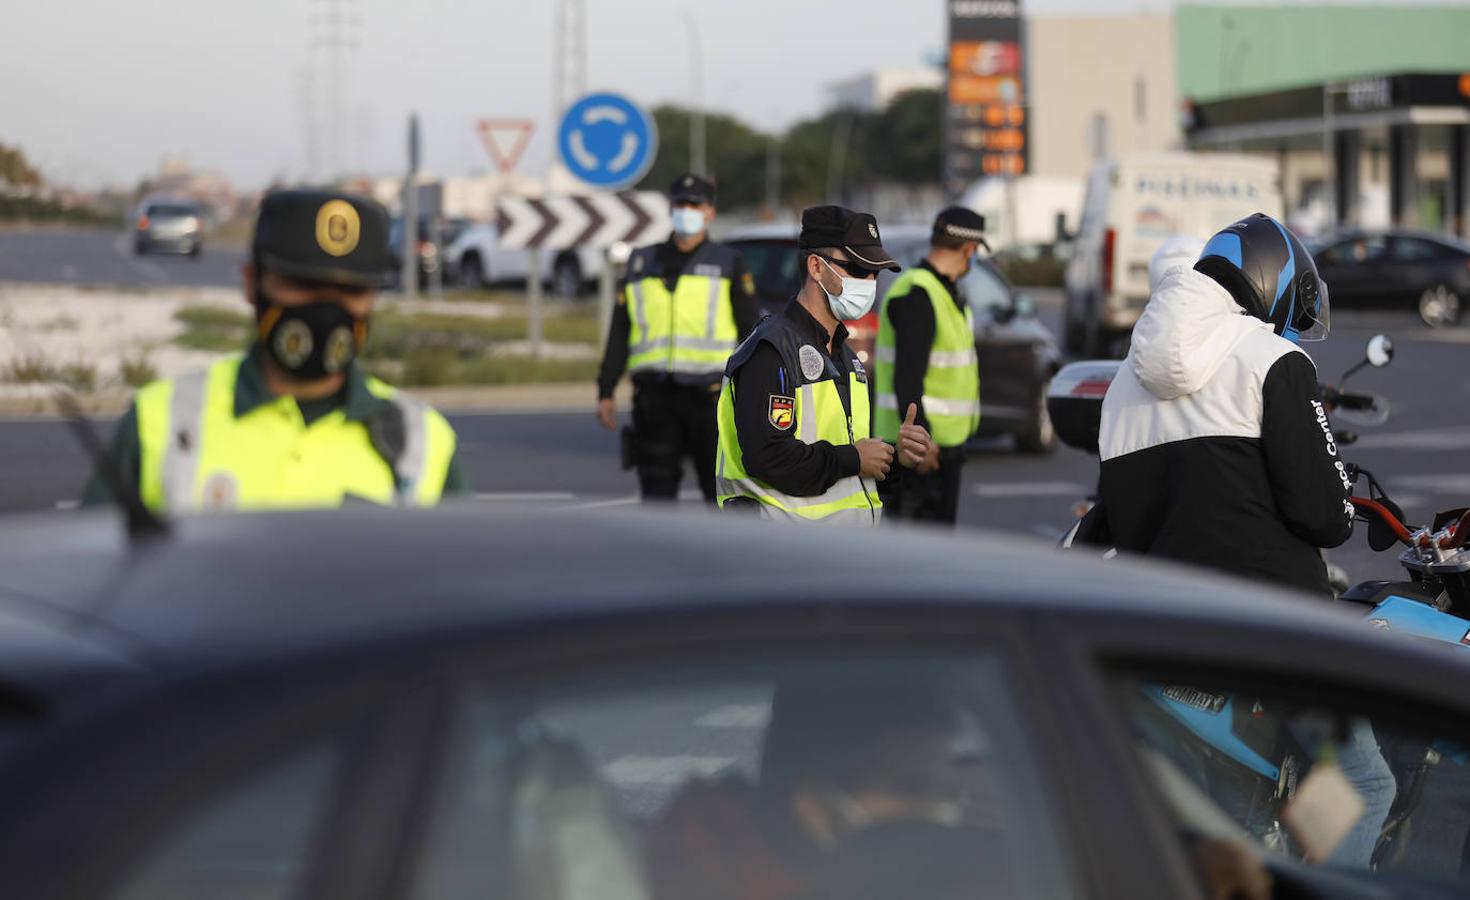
[868,89,942,187]
[637,105,770,210]
[0,143,43,189]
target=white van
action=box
[1063,152,1283,355]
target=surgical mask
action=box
[255,293,365,381]
[671,206,706,237]
[817,257,877,320]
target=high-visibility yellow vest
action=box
[625,241,740,375]
[874,266,980,447]
[714,314,882,526]
[135,355,456,513]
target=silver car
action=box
[133,198,205,257]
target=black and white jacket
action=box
[1099,267,1354,596]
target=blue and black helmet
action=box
[1195,213,1330,342]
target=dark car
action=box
[132,198,205,257]
[3,507,1470,899]
[1312,230,1470,328]
[728,228,1061,454]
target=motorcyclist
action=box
[1098,213,1354,596]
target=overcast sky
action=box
[1,0,1431,191]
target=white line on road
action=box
[602,755,735,786]
[695,704,771,729]
[53,499,79,510]
[471,491,577,501]
[972,481,1087,498]
[1355,427,1470,451]
[567,495,641,510]
[1388,474,1470,495]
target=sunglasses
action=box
[814,254,875,279]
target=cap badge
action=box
[867,223,878,239]
[315,199,361,257]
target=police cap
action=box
[669,173,716,205]
[932,206,990,251]
[798,205,900,273]
[252,189,393,287]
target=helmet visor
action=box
[1296,277,1330,342]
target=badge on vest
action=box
[202,471,239,511]
[798,344,825,381]
[852,357,867,383]
[768,394,794,431]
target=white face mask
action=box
[817,257,877,320]
[671,206,706,237]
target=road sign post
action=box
[527,248,544,359]
[402,114,421,299]
[556,92,658,190]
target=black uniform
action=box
[726,299,864,502]
[877,259,969,523]
[597,235,760,502]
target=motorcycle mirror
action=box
[1368,496,1407,552]
[1366,334,1394,368]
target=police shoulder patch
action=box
[741,272,756,295]
[768,394,795,431]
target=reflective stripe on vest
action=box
[626,270,738,374]
[136,356,454,513]
[715,373,882,526]
[873,266,981,447]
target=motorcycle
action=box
[1048,334,1470,864]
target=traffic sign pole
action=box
[402,113,420,299]
[527,248,543,359]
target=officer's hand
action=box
[897,403,932,469]
[857,438,894,481]
[597,397,618,431]
[918,438,941,474]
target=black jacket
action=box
[1098,268,1353,596]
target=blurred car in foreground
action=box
[729,226,1061,453]
[132,198,205,257]
[1312,230,1470,328]
[3,507,1470,898]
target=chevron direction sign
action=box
[496,192,670,250]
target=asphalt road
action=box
[3,306,1468,590]
[0,226,244,288]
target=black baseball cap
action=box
[251,189,393,287]
[669,173,716,204]
[932,206,990,251]
[798,205,900,273]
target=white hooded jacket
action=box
[1097,267,1353,595]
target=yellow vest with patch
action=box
[874,266,981,447]
[625,243,740,375]
[135,355,455,513]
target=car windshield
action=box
[960,262,1011,312]
[146,205,199,218]
[733,240,801,302]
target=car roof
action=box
[0,506,1423,703]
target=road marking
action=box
[972,480,1087,498]
[567,495,640,510]
[1388,474,1470,495]
[472,491,576,501]
[1029,523,1065,540]
[54,499,79,510]
[602,755,735,786]
[1397,328,1470,345]
[1354,427,1470,451]
[695,704,770,729]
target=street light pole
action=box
[684,10,706,176]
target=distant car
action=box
[4,507,1470,899]
[444,221,600,298]
[727,227,1062,453]
[132,199,205,257]
[1312,230,1470,328]
[387,217,444,289]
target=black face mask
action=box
[255,287,364,381]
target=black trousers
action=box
[631,380,719,503]
[878,445,967,525]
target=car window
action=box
[413,654,1077,900]
[110,740,341,900]
[1113,670,1470,893]
[1320,236,1387,265]
[960,263,1012,313]
[1391,238,1440,262]
[733,241,800,302]
[145,204,200,218]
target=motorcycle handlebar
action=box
[1349,496,1414,545]
[1322,387,1377,411]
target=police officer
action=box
[715,206,931,525]
[596,173,760,503]
[83,189,467,512]
[872,207,985,525]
